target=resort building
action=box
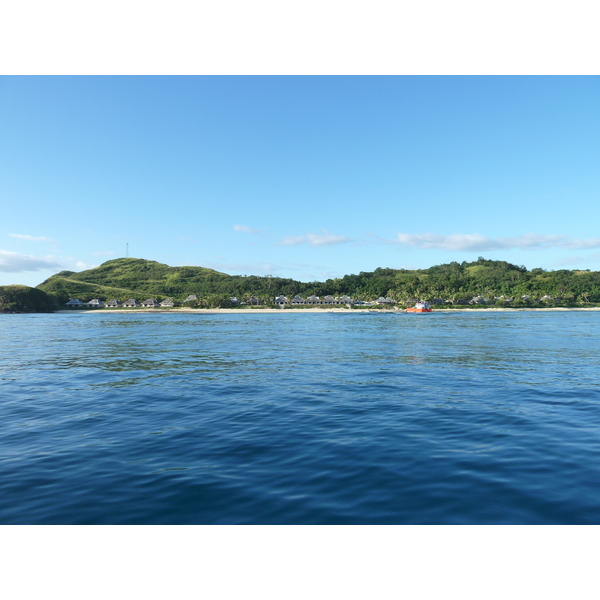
[105,299,122,308]
[160,298,178,307]
[292,295,305,305]
[306,295,321,305]
[87,299,105,308]
[183,295,198,303]
[65,299,85,308]
[142,299,160,307]
[123,299,141,308]
[323,295,337,305]
[274,295,288,306]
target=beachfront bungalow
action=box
[230,297,240,305]
[87,299,105,308]
[274,295,288,306]
[470,296,489,304]
[183,294,198,303]
[245,296,261,305]
[376,297,396,305]
[142,299,160,308]
[65,299,85,308]
[123,299,141,308]
[306,295,321,305]
[105,299,122,308]
[292,295,305,305]
[160,298,178,307]
[339,295,353,305]
[323,295,337,305]
[539,295,554,302]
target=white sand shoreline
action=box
[56,306,600,314]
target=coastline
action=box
[55,306,600,314]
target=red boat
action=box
[406,302,432,313]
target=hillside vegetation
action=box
[35,257,600,308]
[0,285,57,313]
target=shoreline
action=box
[55,306,600,314]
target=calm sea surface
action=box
[1,311,599,524]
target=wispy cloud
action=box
[9,233,54,243]
[391,233,600,252]
[233,224,260,234]
[553,253,600,267]
[0,250,98,274]
[0,250,63,273]
[279,229,352,248]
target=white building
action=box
[142,299,160,307]
[160,298,178,307]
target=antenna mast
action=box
[126,243,129,258]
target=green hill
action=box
[35,256,600,308]
[37,258,307,305]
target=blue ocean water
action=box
[1,310,599,524]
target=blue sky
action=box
[1,76,599,286]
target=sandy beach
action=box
[57,306,600,314]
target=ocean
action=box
[1,310,599,524]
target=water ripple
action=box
[1,311,600,523]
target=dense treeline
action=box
[35,256,600,308]
[0,285,57,313]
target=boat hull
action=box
[406,307,432,313]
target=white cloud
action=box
[279,229,352,247]
[9,233,54,243]
[233,224,260,234]
[391,233,600,252]
[0,250,63,273]
[0,250,99,274]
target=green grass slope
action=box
[37,276,140,304]
[37,258,301,303]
